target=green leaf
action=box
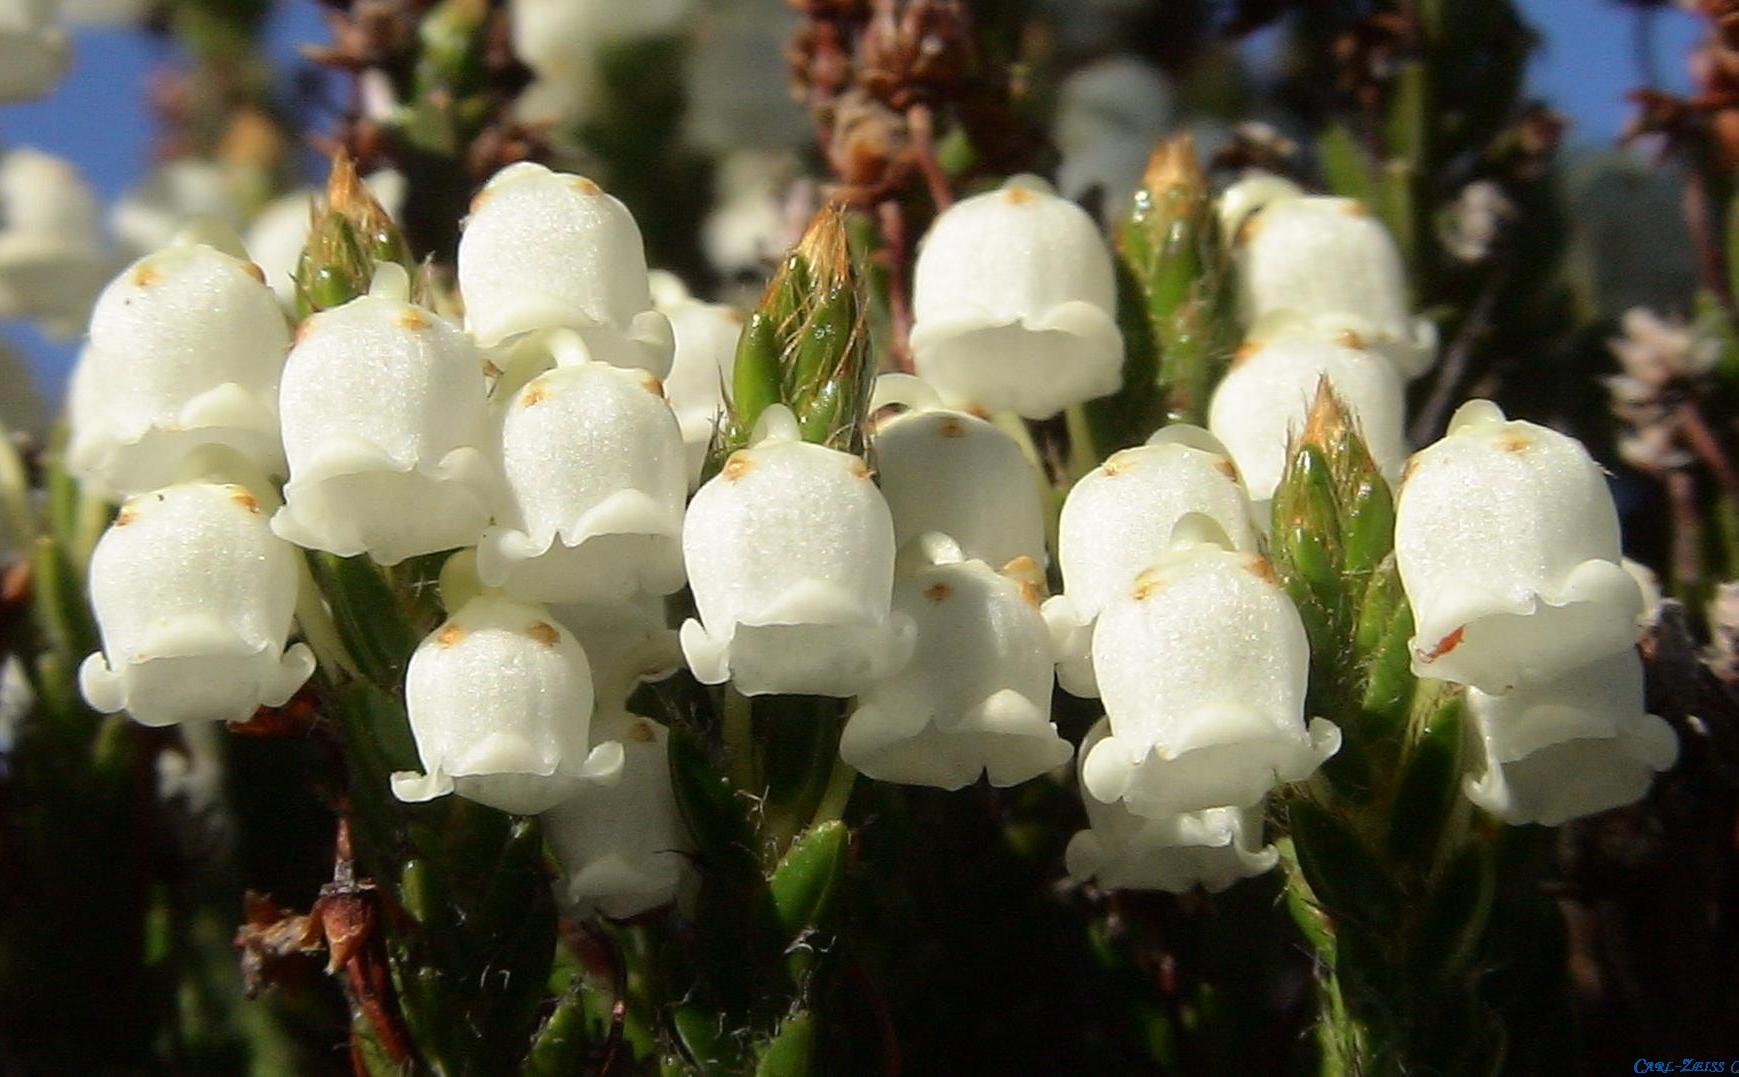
[1411,844,1495,986]
[1385,694,1465,873]
[754,1011,817,1077]
[1287,800,1403,935]
[769,821,848,936]
[305,551,420,689]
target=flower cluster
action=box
[70,154,1678,914]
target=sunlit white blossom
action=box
[272,267,495,565]
[479,338,688,603]
[680,405,914,696]
[909,176,1123,419]
[79,482,314,727]
[1082,523,1338,818]
[457,163,674,376]
[1395,400,1643,693]
[839,534,1069,790]
[394,593,623,815]
[543,710,694,920]
[1463,650,1678,826]
[68,234,290,496]
[1066,721,1278,893]
[1233,191,1437,378]
[869,374,1047,572]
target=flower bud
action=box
[1082,529,1338,818]
[1232,193,1436,378]
[79,482,315,727]
[393,593,623,815]
[1207,329,1408,503]
[0,147,115,337]
[839,535,1069,790]
[0,0,70,102]
[542,709,694,920]
[1066,720,1278,893]
[272,268,495,566]
[478,342,687,604]
[1463,650,1678,826]
[1044,427,1259,696]
[649,271,741,486]
[909,176,1123,419]
[1395,400,1643,693]
[458,162,675,376]
[69,236,289,495]
[869,374,1047,571]
[680,405,914,696]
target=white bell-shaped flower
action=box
[1463,650,1678,826]
[1082,522,1338,818]
[909,176,1123,419]
[110,160,250,257]
[1395,400,1643,693]
[458,162,675,376]
[551,597,681,711]
[542,709,694,920]
[478,337,687,604]
[1207,328,1408,502]
[0,148,116,337]
[1066,721,1278,893]
[869,374,1047,571]
[1044,426,1259,697]
[393,592,624,815]
[649,271,741,486]
[272,267,495,566]
[0,0,69,102]
[79,482,315,727]
[1216,173,1304,244]
[680,405,914,696]
[69,234,290,496]
[1233,192,1436,378]
[839,534,1069,790]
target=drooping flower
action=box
[478,336,687,604]
[0,147,116,337]
[839,534,1069,790]
[1081,522,1338,818]
[457,162,674,376]
[1463,650,1678,826]
[1207,328,1408,502]
[0,0,69,102]
[68,233,290,497]
[1232,191,1437,379]
[1044,426,1259,696]
[1066,721,1278,893]
[79,482,315,727]
[393,593,623,815]
[272,266,495,566]
[550,597,681,712]
[542,710,694,920]
[1395,400,1643,693]
[869,374,1047,572]
[909,176,1124,419]
[680,405,914,697]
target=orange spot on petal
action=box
[436,623,465,647]
[527,621,561,647]
[1420,626,1465,662]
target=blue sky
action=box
[0,0,1707,404]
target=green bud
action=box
[294,152,416,319]
[720,204,871,460]
[1089,134,1233,447]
